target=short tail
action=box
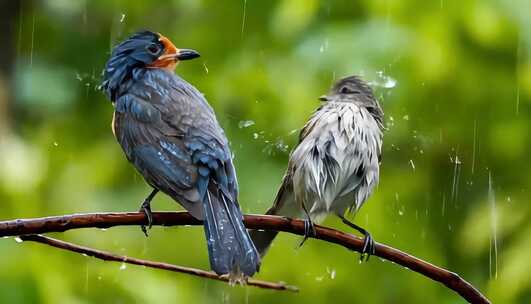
[249,208,279,257]
[250,175,297,257]
[203,190,260,277]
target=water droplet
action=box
[120,13,126,23]
[402,115,409,121]
[370,71,397,89]
[14,237,23,243]
[238,120,255,129]
[288,129,299,136]
[53,142,59,147]
[120,262,127,270]
[326,267,336,279]
[203,62,209,74]
[409,159,416,171]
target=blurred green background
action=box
[0,0,529,303]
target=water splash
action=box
[262,137,289,155]
[240,0,247,38]
[398,205,405,216]
[288,128,299,136]
[14,237,23,243]
[370,71,397,89]
[30,13,36,68]
[386,116,395,129]
[450,153,462,203]
[238,120,255,128]
[516,30,521,115]
[85,262,89,294]
[326,267,336,279]
[441,193,446,216]
[488,171,498,280]
[471,120,477,174]
[319,39,329,53]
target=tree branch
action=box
[18,234,298,292]
[0,212,490,304]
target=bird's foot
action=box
[140,199,153,237]
[298,218,317,248]
[339,215,375,262]
[359,230,375,262]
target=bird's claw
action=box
[298,218,316,248]
[140,200,153,237]
[359,231,375,262]
[339,215,375,262]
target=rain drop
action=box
[238,120,255,128]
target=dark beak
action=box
[319,95,329,101]
[176,49,200,61]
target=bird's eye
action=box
[146,43,161,55]
[340,86,360,94]
[340,86,351,94]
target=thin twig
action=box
[0,212,490,304]
[19,234,298,292]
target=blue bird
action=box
[100,31,260,278]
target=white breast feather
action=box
[291,102,382,221]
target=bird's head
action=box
[101,30,200,101]
[320,75,384,127]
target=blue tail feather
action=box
[202,190,260,276]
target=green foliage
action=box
[0,0,529,303]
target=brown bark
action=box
[20,234,297,292]
[0,212,490,303]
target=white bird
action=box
[250,75,384,261]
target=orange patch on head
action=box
[159,34,178,55]
[147,34,179,70]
